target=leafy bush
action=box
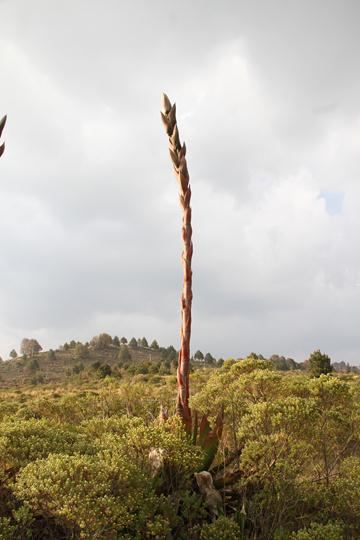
[97,363,112,378]
[0,418,94,474]
[307,350,333,377]
[333,457,360,531]
[97,415,202,484]
[15,453,167,539]
[291,521,344,540]
[0,362,359,538]
[200,516,242,540]
[0,505,33,540]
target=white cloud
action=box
[0,0,360,364]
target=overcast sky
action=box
[1,0,360,363]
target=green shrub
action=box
[0,418,94,474]
[0,505,33,540]
[97,416,202,485]
[14,453,169,539]
[333,457,360,528]
[200,516,242,540]
[291,521,344,540]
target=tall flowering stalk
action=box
[161,94,192,430]
[0,115,6,158]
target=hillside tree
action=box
[20,338,42,357]
[204,353,216,366]
[75,343,90,360]
[90,333,112,350]
[308,349,333,377]
[150,339,159,349]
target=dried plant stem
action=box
[161,94,192,430]
[0,115,7,158]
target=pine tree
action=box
[308,349,333,377]
[129,337,138,348]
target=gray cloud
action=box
[1,0,360,364]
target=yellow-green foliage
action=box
[290,521,344,540]
[0,363,360,539]
[333,457,360,522]
[0,418,94,475]
[1,412,201,538]
[191,364,360,539]
[14,453,162,539]
[199,516,242,539]
[13,381,176,424]
[0,505,33,540]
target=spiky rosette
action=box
[161,94,193,431]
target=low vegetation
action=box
[0,342,359,539]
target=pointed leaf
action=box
[0,115,7,138]
[192,410,198,445]
[161,93,172,113]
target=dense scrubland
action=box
[0,337,359,539]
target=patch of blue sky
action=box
[319,191,344,216]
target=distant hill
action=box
[0,333,226,389]
[1,337,358,389]
[0,339,169,388]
